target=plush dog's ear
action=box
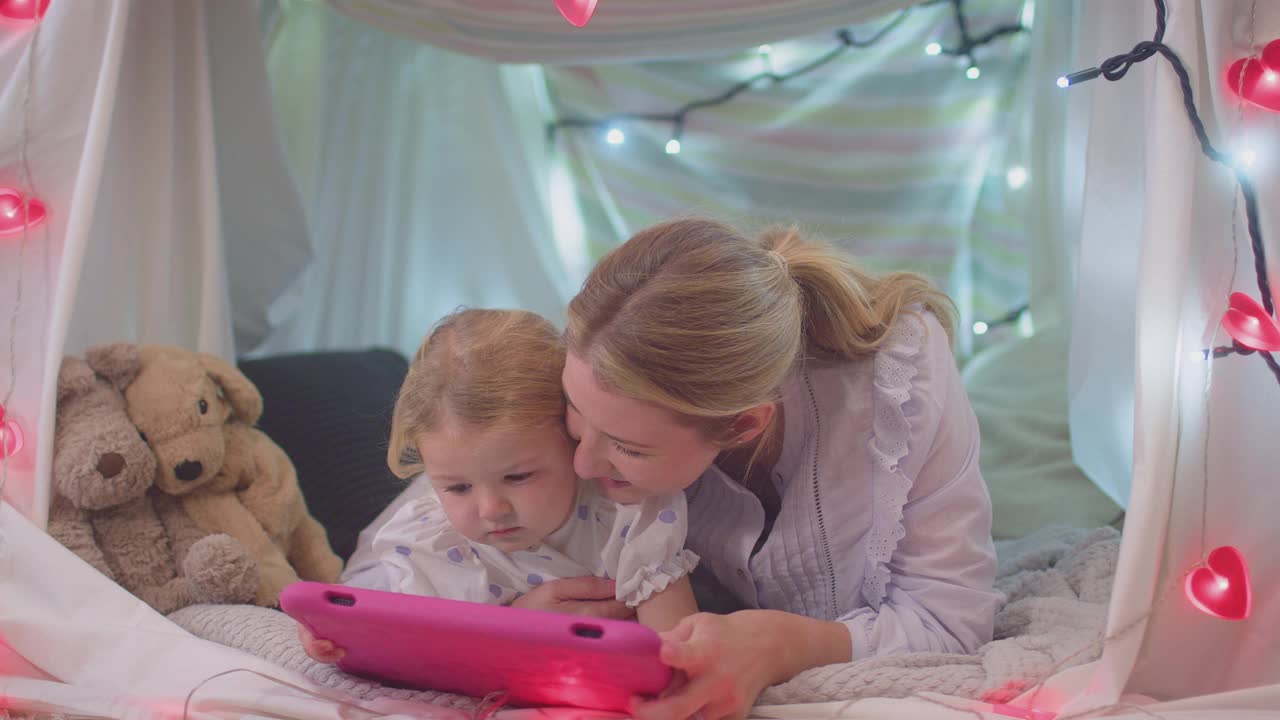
[56,357,100,405]
[196,353,263,424]
[84,343,144,391]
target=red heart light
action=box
[555,0,598,27]
[0,403,23,459]
[1225,46,1280,113]
[1185,546,1252,621]
[1221,292,1280,352]
[0,188,46,236]
[1261,38,1280,74]
[0,0,50,20]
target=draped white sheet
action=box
[248,0,575,358]
[0,0,1278,716]
[1052,0,1280,712]
[328,0,914,64]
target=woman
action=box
[516,218,1001,720]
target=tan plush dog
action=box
[86,343,343,606]
[47,356,258,614]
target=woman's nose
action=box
[573,433,613,480]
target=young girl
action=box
[300,309,699,663]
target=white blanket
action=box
[170,525,1119,710]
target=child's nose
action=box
[478,493,514,520]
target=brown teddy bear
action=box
[46,355,258,614]
[86,343,343,606]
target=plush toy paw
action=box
[183,534,258,604]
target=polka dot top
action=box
[344,478,698,608]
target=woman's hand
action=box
[297,623,346,664]
[510,576,635,620]
[631,610,852,720]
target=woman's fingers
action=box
[631,670,718,720]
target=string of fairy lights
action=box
[546,0,1032,154]
[546,0,1034,338]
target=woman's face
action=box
[562,352,721,504]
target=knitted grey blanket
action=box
[171,525,1118,710]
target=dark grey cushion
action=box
[238,349,410,563]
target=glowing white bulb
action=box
[757,44,772,55]
[973,321,989,335]
[3,207,15,218]
[1217,577,1230,591]
[1006,166,1028,190]
[665,139,681,155]
[925,42,942,56]
[605,128,625,145]
[1266,70,1278,84]
[1056,76,1070,89]
[966,66,981,80]
[1239,148,1258,167]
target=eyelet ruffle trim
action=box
[860,315,925,609]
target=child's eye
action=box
[504,472,534,483]
[612,440,645,458]
[444,484,471,494]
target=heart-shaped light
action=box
[1185,546,1252,621]
[1261,38,1280,73]
[0,0,51,20]
[1225,53,1280,113]
[0,188,46,236]
[0,403,23,459]
[1221,292,1280,351]
[555,0,598,27]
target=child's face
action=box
[418,421,578,553]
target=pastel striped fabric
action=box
[543,0,1032,349]
[329,0,914,64]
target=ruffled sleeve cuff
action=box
[615,549,701,608]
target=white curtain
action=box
[1053,0,1280,712]
[0,0,306,526]
[250,0,576,357]
[328,0,913,64]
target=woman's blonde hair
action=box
[565,218,954,444]
[387,308,567,479]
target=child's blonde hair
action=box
[388,308,567,479]
[566,218,953,446]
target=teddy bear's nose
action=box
[174,460,204,482]
[96,452,125,479]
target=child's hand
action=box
[297,622,346,664]
[511,576,635,620]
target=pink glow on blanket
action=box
[989,703,1056,720]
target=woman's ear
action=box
[730,403,777,445]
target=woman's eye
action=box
[505,472,534,483]
[612,440,644,458]
[444,484,470,494]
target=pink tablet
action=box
[280,582,672,712]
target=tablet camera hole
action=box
[571,623,604,639]
[326,592,356,607]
